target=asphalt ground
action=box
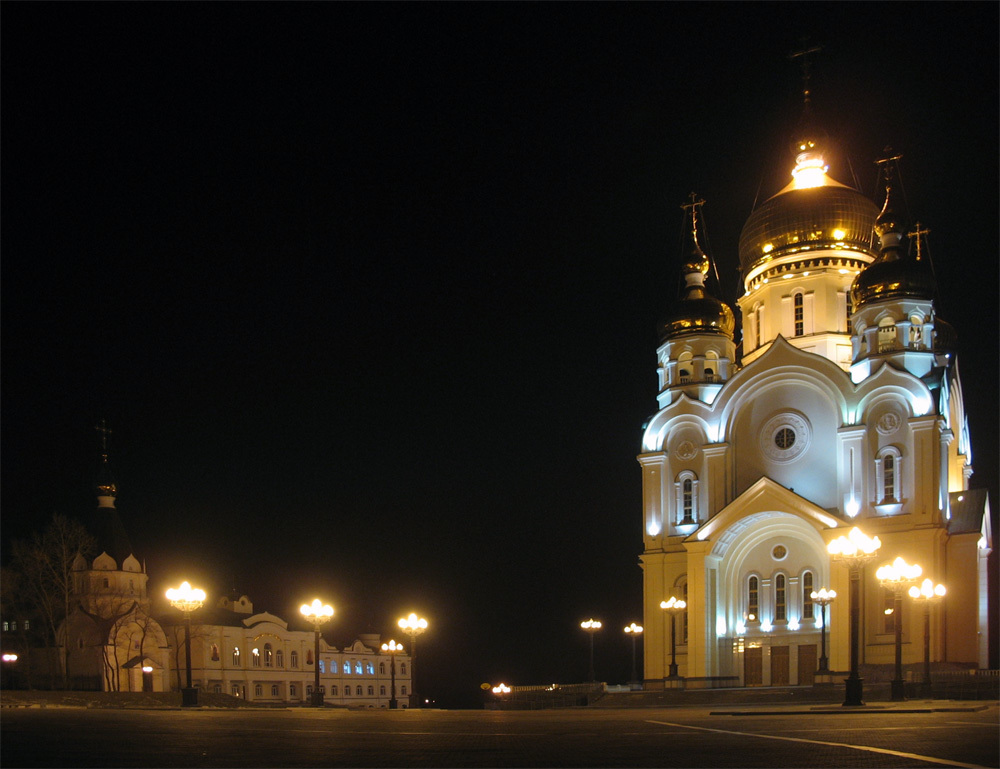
[2,703,997,768]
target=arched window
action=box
[290,684,297,697]
[677,352,693,384]
[876,447,902,504]
[380,685,386,696]
[909,315,924,348]
[878,317,897,352]
[343,660,351,675]
[276,649,284,668]
[802,571,814,620]
[379,662,386,675]
[331,685,338,696]
[882,587,896,634]
[774,574,787,621]
[254,684,263,697]
[233,647,241,666]
[366,662,374,675]
[319,660,325,673]
[748,576,760,622]
[704,367,715,383]
[367,685,374,695]
[252,648,261,668]
[793,293,804,336]
[290,650,299,668]
[754,305,763,348]
[211,644,220,661]
[355,662,363,675]
[401,686,407,696]
[306,650,313,665]
[271,685,279,697]
[356,685,363,696]
[330,660,338,674]
[400,663,407,675]
[213,684,221,694]
[264,643,273,667]
[674,472,698,525]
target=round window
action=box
[774,428,795,450]
[772,545,787,560]
[760,412,811,463]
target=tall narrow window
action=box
[682,479,694,524]
[793,293,804,336]
[775,574,787,621]
[748,576,759,622]
[276,649,284,668]
[211,644,220,661]
[233,647,240,666]
[877,447,902,505]
[264,643,273,667]
[883,455,895,501]
[252,648,261,667]
[319,660,325,673]
[878,318,896,352]
[882,588,896,634]
[802,572,814,620]
[291,650,299,668]
[675,472,698,526]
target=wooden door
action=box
[745,646,763,686]
[771,645,789,686]
[797,644,817,686]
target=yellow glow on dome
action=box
[833,229,846,240]
[791,150,830,190]
[762,243,774,254]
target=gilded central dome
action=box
[739,183,879,275]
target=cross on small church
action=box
[908,221,931,260]
[96,419,112,456]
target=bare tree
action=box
[9,515,95,689]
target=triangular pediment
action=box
[687,477,842,546]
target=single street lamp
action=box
[166,581,206,707]
[300,598,334,707]
[579,619,602,683]
[908,577,945,699]
[2,653,18,690]
[381,639,404,709]
[659,597,686,679]
[810,588,836,673]
[398,613,428,708]
[828,527,881,707]
[876,556,922,701]
[624,623,643,688]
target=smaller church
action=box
[639,103,992,688]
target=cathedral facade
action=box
[639,126,992,688]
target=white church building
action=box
[639,120,992,688]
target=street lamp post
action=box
[828,527,881,707]
[810,588,836,673]
[166,581,206,707]
[659,598,686,679]
[908,578,945,699]
[398,613,428,708]
[579,619,602,683]
[876,556,922,702]
[300,599,334,707]
[624,623,643,689]
[2,653,18,690]
[381,639,403,709]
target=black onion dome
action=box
[932,317,957,352]
[850,251,937,307]
[739,185,879,275]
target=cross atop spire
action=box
[789,39,823,108]
[908,222,931,261]
[95,418,118,503]
[96,418,113,459]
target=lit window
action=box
[211,644,220,661]
[23,620,28,631]
[355,662,362,675]
[878,318,896,352]
[330,660,338,674]
[343,660,351,675]
[876,447,902,504]
[252,648,261,668]
[675,472,698,526]
[802,572,814,620]
[264,643,273,667]
[775,574,787,621]
[233,647,241,666]
[319,660,325,673]
[882,588,896,634]
[793,293,804,336]
[366,662,374,675]
[748,576,759,622]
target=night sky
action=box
[3,4,997,707]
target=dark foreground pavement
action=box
[2,702,998,768]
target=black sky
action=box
[3,3,997,707]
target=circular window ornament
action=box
[877,411,901,436]
[760,412,811,463]
[675,440,698,461]
[772,544,787,561]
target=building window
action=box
[355,662,362,675]
[748,576,759,622]
[876,447,902,504]
[211,644,220,661]
[379,662,386,675]
[878,318,896,352]
[306,650,313,665]
[276,650,284,668]
[675,472,698,526]
[755,305,763,348]
[233,647,240,666]
[704,368,715,382]
[290,684,297,697]
[682,582,689,644]
[367,685,374,695]
[255,684,263,697]
[401,686,407,696]
[802,571,814,620]
[343,660,351,675]
[319,660,325,673]
[103,578,110,588]
[252,648,261,668]
[307,685,313,696]
[380,685,386,696]
[679,369,691,384]
[331,685,338,696]
[366,662,374,675]
[2,622,7,632]
[356,685,363,696]
[271,685,279,697]
[882,588,896,634]
[400,663,407,675]
[793,293,804,336]
[291,651,298,668]
[264,643,273,667]
[23,620,28,631]
[775,574,787,621]
[320,686,325,694]
[232,684,240,697]
[330,660,338,674]
[213,684,221,694]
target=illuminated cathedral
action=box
[639,107,992,688]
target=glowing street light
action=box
[2,653,17,690]
[166,581,206,707]
[810,588,836,673]
[908,578,946,698]
[381,639,404,709]
[827,527,881,706]
[300,599,334,707]
[876,557,922,701]
[398,613,428,708]
[624,623,643,688]
[659,597,687,680]
[580,619,602,683]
